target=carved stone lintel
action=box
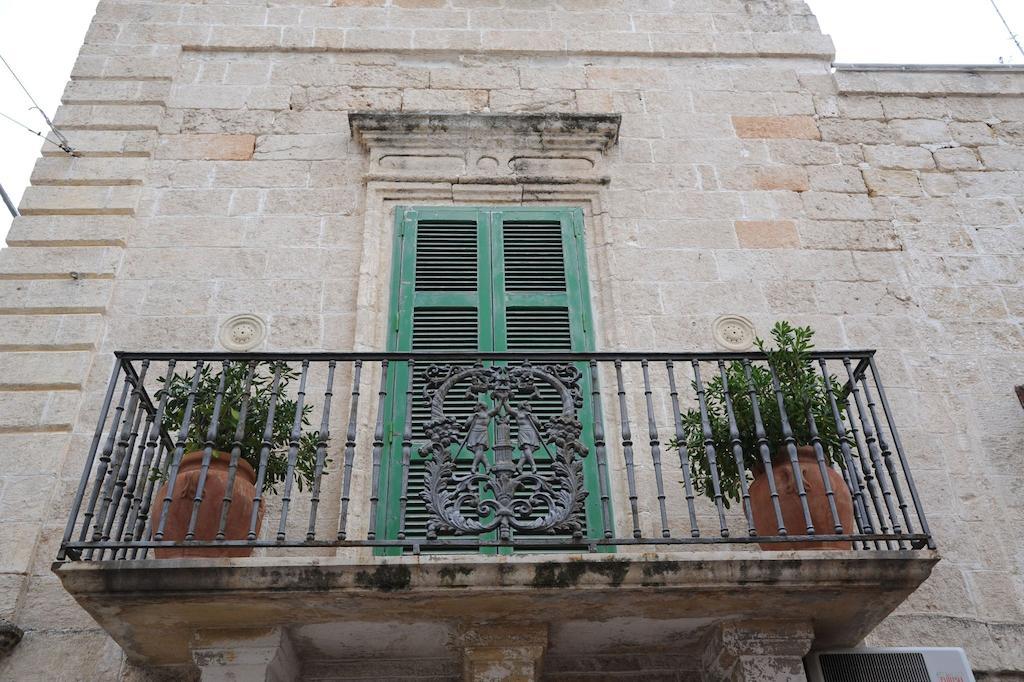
[349,112,621,185]
[350,112,621,151]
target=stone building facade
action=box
[0,0,1022,680]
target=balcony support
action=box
[700,620,814,682]
[191,628,298,682]
[458,623,549,682]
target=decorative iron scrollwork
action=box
[419,361,588,541]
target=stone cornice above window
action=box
[348,112,621,185]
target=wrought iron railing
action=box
[57,351,934,561]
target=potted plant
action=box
[673,322,855,549]
[151,361,321,558]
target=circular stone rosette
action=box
[219,314,267,351]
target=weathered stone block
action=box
[155,134,256,161]
[802,191,877,220]
[934,146,981,171]
[735,220,800,249]
[0,351,92,390]
[0,390,79,431]
[18,186,140,216]
[0,279,112,313]
[864,144,935,170]
[864,170,922,197]
[6,216,129,247]
[979,145,1024,171]
[807,165,866,193]
[52,104,164,131]
[0,246,121,279]
[732,115,820,140]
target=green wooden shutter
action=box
[381,207,603,549]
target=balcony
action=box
[53,349,937,676]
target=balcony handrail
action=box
[114,349,878,362]
[58,349,934,561]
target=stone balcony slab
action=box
[53,550,937,671]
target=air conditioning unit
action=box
[805,647,975,682]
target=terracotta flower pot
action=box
[748,445,855,550]
[151,450,263,558]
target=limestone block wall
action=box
[0,0,1020,679]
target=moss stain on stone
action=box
[438,565,474,586]
[354,565,412,592]
[531,561,587,588]
[588,558,631,587]
[640,561,681,586]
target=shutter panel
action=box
[384,207,601,548]
[495,212,587,544]
[395,211,487,543]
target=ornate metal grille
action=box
[419,362,588,541]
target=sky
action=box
[1,0,1024,243]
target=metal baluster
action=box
[365,360,389,541]
[613,360,641,539]
[337,361,363,541]
[803,386,844,534]
[844,394,892,549]
[589,361,613,539]
[79,375,132,556]
[216,362,255,541]
[843,358,902,537]
[306,360,338,541]
[767,362,815,535]
[133,442,167,560]
[741,361,785,535]
[59,357,122,560]
[108,408,153,559]
[868,356,935,549]
[155,361,205,542]
[90,360,150,557]
[818,358,874,548]
[276,360,310,541]
[123,359,176,557]
[129,360,177,559]
[185,361,230,542]
[717,361,755,536]
[838,464,867,550]
[248,363,284,540]
[397,360,415,541]
[691,360,729,537]
[640,360,670,538]
[96,406,144,560]
[859,371,914,545]
[666,361,700,537]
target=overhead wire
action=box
[988,0,1024,59]
[0,109,69,152]
[0,49,76,155]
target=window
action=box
[377,207,608,550]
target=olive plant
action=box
[157,361,323,493]
[671,322,848,507]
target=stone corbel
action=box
[700,620,815,682]
[348,112,621,186]
[456,622,550,682]
[191,628,299,682]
